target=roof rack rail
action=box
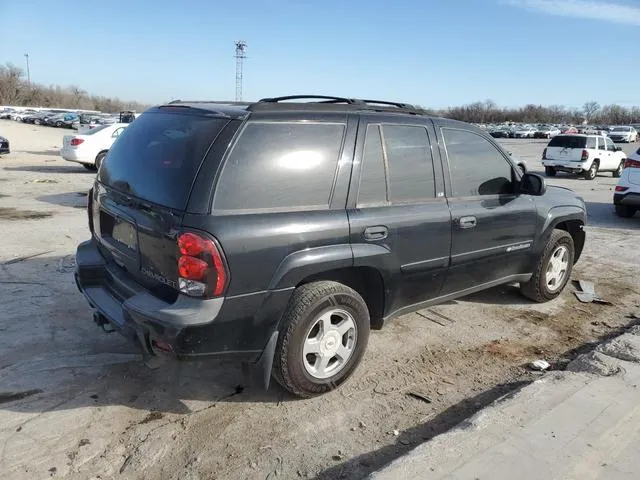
[249,95,426,115]
[167,100,251,106]
[258,95,358,104]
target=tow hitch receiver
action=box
[93,311,115,333]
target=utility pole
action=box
[234,41,247,102]
[24,53,30,86]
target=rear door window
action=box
[382,125,435,203]
[99,111,229,210]
[357,125,387,206]
[548,136,587,149]
[214,122,345,212]
[586,137,597,149]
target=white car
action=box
[613,146,640,217]
[514,125,536,138]
[542,134,627,180]
[60,123,127,170]
[608,126,638,143]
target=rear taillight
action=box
[177,232,228,297]
[70,138,84,146]
[542,148,547,160]
[581,149,589,161]
[615,186,629,192]
[624,158,640,169]
[87,187,94,233]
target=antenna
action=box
[234,41,248,102]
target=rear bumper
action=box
[542,160,588,173]
[61,148,92,164]
[75,239,290,361]
[614,192,640,207]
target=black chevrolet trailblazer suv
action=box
[75,95,587,397]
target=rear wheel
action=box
[83,164,94,171]
[584,161,598,180]
[273,281,370,398]
[521,229,574,302]
[615,204,637,218]
[613,160,625,178]
[94,151,107,171]
[545,166,556,177]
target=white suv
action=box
[542,134,627,180]
[614,147,640,218]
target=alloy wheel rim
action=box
[302,308,357,379]
[545,245,569,292]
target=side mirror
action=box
[520,173,546,196]
[615,146,622,152]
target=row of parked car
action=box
[484,123,640,142]
[0,108,137,131]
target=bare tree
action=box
[583,101,600,122]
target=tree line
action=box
[0,63,148,113]
[2,62,638,124]
[423,100,640,125]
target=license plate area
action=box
[100,210,138,252]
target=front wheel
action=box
[521,229,574,302]
[272,281,370,398]
[584,161,598,180]
[615,204,637,218]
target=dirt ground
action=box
[1,120,639,480]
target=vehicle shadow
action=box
[22,150,61,156]
[36,191,89,209]
[3,164,92,174]
[0,254,290,419]
[585,201,640,230]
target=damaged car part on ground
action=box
[74,96,587,398]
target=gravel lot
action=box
[1,120,639,480]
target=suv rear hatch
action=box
[92,107,235,301]
[546,135,587,162]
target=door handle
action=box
[459,216,477,229]
[363,226,388,241]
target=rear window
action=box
[84,124,110,135]
[213,122,345,212]
[99,111,228,210]
[548,136,587,149]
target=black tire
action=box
[272,281,370,398]
[613,160,625,178]
[55,121,63,128]
[83,164,94,171]
[615,204,637,218]
[584,161,598,180]
[545,166,556,177]
[94,151,107,171]
[520,229,574,303]
[34,119,41,125]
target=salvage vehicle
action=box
[75,96,587,397]
[613,146,640,218]
[60,123,128,170]
[542,134,627,180]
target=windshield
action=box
[98,111,230,210]
[611,127,630,132]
